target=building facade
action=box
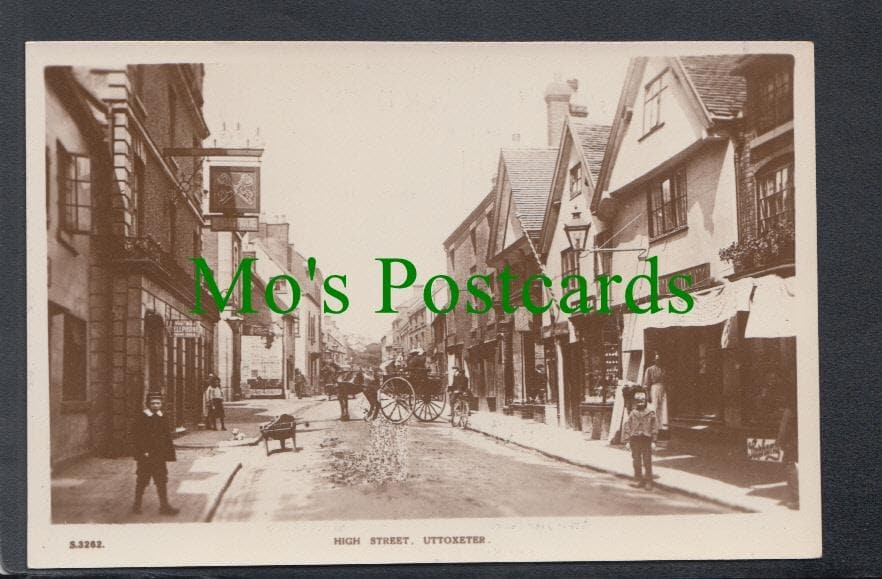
[442,191,497,408]
[537,115,612,434]
[46,64,217,467]
[585,55,796,449]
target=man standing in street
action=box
[208,375,226,431]
[132,392,179,515]
[203,373,216,429]
[294,368,307,399]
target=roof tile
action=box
[501,147,558,238]
[679,55,747,119]
[570,121,611,182]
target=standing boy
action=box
[132,392,179,515]
[207,375,226,431]
[622,389,658,490]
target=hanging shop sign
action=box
[209,214,259,232]
[209,165,261,215]
[170,319,203,339]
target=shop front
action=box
[569,312,622,438]
[609,274,797,461]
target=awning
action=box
[743,275,797,339]
[621,275,795,349]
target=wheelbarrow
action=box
[259,413,298,456]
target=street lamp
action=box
[564,208,648,260]
[563,209,591,252]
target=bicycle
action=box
[449,390,471,428]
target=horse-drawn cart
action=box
[376,369,446,424]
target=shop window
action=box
[757,160,794,233]
[753,68,793,134]
[643,72,666,134]
[647,167,687,239]
[569,163,584,199]
[58,146,92,234]
[61,313,88,401]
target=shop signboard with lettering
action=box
[209,215,259,232]
[746,437,784,462]
[170,319,202,339]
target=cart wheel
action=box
[378,376,414,423]
[413,390,446,422]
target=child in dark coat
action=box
[131,392,179,515]
[622,389,658,490]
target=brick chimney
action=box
[545,75,574,146]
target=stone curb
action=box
[201,461,243,522]
[466,419,782,514]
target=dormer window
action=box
[569,163,584,199]
[643,72,667,135]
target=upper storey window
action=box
[753,67,793,134]
[643,72,667,135]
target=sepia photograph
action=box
[26,41,820,567]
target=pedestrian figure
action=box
[622,389,658,490]
[643,351,669,440]
[294,368,307,399]
[448,366,470,417]
[208,375,226,430]
[132,392,179,515]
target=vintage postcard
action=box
[26,41,820,568]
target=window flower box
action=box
[719,220,795,276]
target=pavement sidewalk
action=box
[51,398,327,524]
[467,411,792,513]
[51,447,243,524]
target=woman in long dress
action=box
[643,351,669,435]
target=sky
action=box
[201,44,629,341]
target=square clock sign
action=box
[209,166,261,215]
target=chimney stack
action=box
[544,75,574,147]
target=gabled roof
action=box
[570,120,612,183]
[678,55,747,120]
[592,55,748,212]
[538,117,611,257]
[500,147,558,243]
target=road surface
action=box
[213,398,732,521]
